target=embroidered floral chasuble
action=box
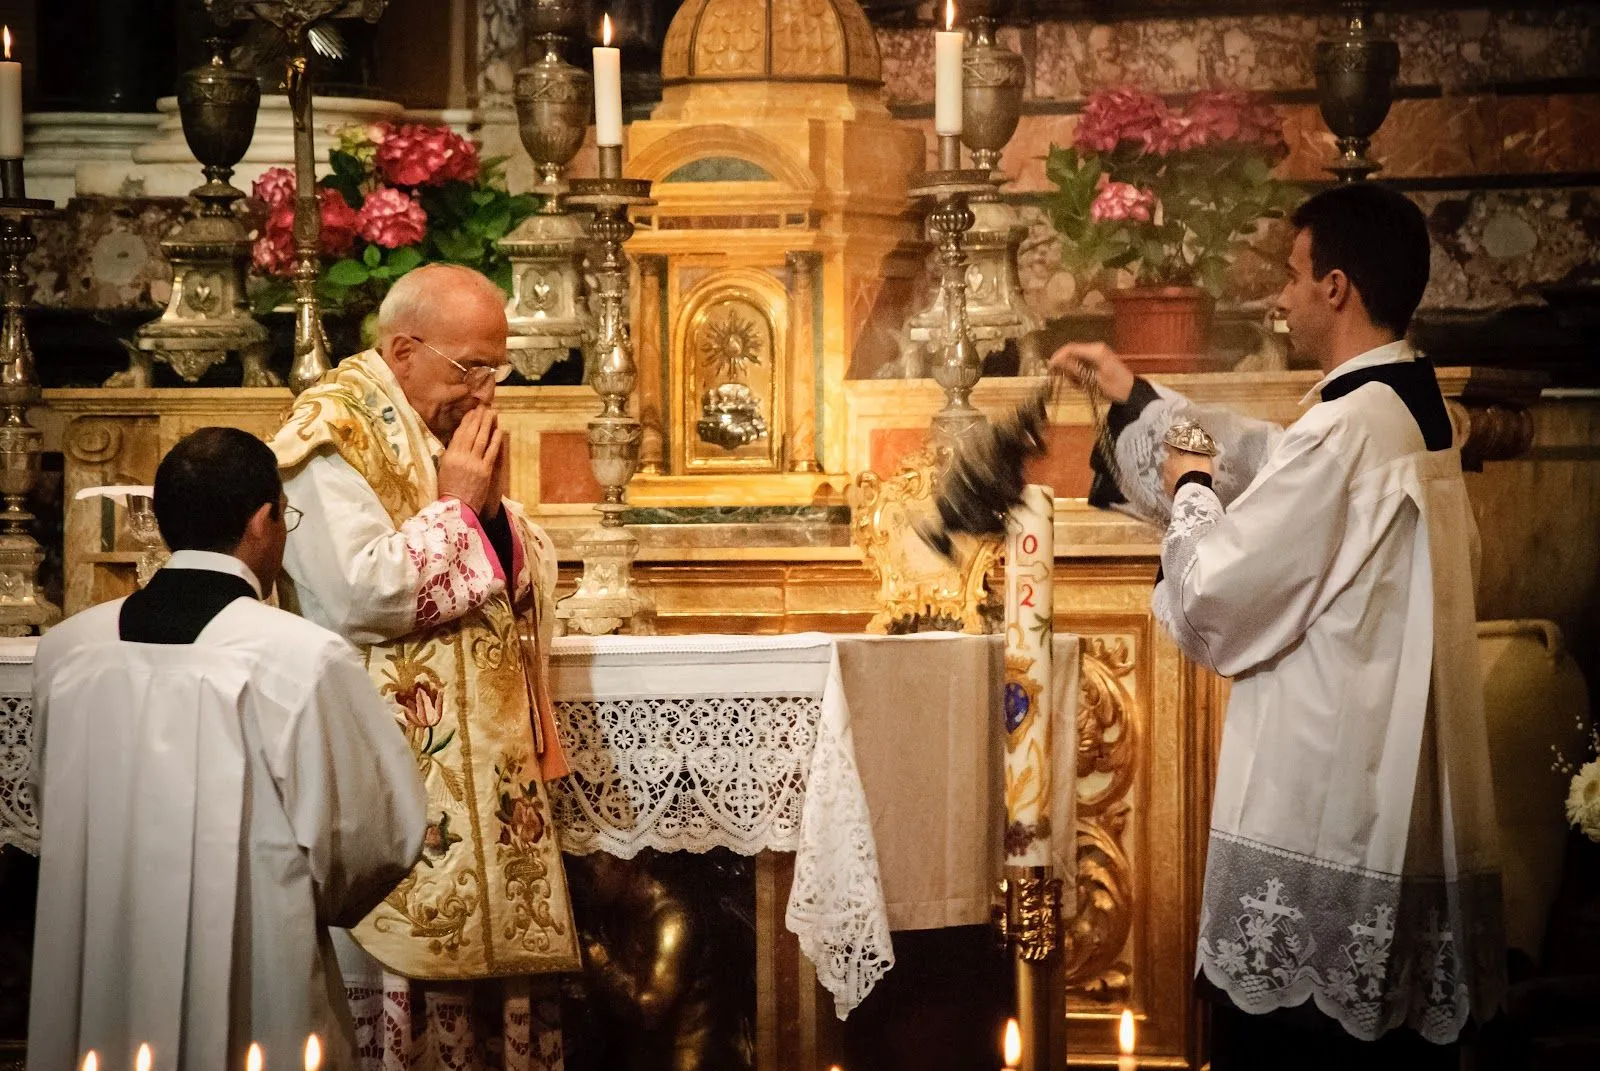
[270,351,580,980]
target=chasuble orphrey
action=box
[270,350,580,980]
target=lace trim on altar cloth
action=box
[1197,830,1506,1045]
[547,682,894,1019]
[0,692,38,854]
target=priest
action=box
[1054,184,1505,1069]
[269,263,579,1065]
[28,427,426,1071]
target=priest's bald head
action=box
[374,263,512,440]
[1275,184,1431,373]
[154,427,292,593]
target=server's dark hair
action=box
[153,427,282,553]
[1290,184,1431,336]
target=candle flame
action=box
[602,13,613,47]
[1119,1009,1136,1055]
[80,1052,98,1071]
[304,1035,322,1071]
[247,1043,263,1071]
[944,0,956,31]
[1003,1018,1022,1066]
[3,27,11,60]
[135,1045,152,1071]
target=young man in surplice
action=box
[1054,184,1505,1070]
[28,427,426,1071]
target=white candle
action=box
[593,14,623,148]
[1002,1018,1022,1070]
[0,27,22,158]
[934,1,963,137]
[1117,1009,1138,1071]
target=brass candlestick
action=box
[555,145,654,636]
[204,0,388,392]
[0,198,61,635]
[119,39,275,388]
[501,0,593,380]
[909,135,994,446]
[1315,2,1400,183]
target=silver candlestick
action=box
[555,145,654,636]
[1315,3,1400,183]
[204,0,389,392]
[0,199,61,635]
[909,135,994,446]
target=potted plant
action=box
[248,121,539,343]
[1045,87,1301,368]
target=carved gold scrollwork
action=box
[1065,637,1137,1001]
[66,420,123,465]
[1003,871,1064,963]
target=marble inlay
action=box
[26,197,186,311]
[877,7,1600,105]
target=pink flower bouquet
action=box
[249,121,537,316]
[1046,87,1301,293]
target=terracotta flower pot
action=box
[1108,285,1216,372]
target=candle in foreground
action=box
[934,1,963,136]
[1003,484,1054,867]
[1002,1018,1022,1069]
[1117,1008,1137,1071]
[80,1051,98,1071]
[0,27,23,158]
[247,1043,263,1071]
[305,1034,323,1071]
[135,1044,152,1071]
[594,14,623,148]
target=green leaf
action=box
[363,244,382,268]
[387,246,425,274]
[327,258,371,286]
[470,189,496,207]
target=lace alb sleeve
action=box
[1152,481,1225,667]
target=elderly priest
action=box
[28,428,427,1070]
[269,263,577,1064]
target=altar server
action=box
[1055,184,1504,1069]
[28,427,426,1071]
[269,263,577,1066]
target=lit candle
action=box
[135,1044,152,1071]
[934,1,963,136]
[0,27,23,158]
[246,1043,263,1071]
[304,1035,322,1071]
[80,1052,98,1071]
[1002,1018,1022,1070]
[593,14,622,148]
[1117,1009,1138,1071]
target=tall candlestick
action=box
[593,13,622,148]
[0,27,23,160]
[934,1,963,136]
[1117,1009,1138,1071]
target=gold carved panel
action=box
[769,0,846,78]
[673,268,789,473]
[691,0,768,79]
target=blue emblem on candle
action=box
[1004,680,1031,733]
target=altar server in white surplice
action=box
[1054,185,1504,1070]
[28,428,426,1071]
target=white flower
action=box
[1566,760,1600,842]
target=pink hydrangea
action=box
[1089,176,1158,223]
[1181,90,1286,153]
[252,201,296,277]
[1074,86,1173,154]
[251,166,296,209]
[374,123,480,187]
[358,187,429,249]
[317,187,361,257]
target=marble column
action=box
[785,251,821,473]
[635,254,668,475]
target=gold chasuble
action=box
[270,351,579,980]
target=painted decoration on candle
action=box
[1003,483,1054,866]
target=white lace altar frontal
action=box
[546,632,891,1019]
[0,638,36,856]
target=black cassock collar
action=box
[1319,355,1452,452]
[119,568,259,644]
